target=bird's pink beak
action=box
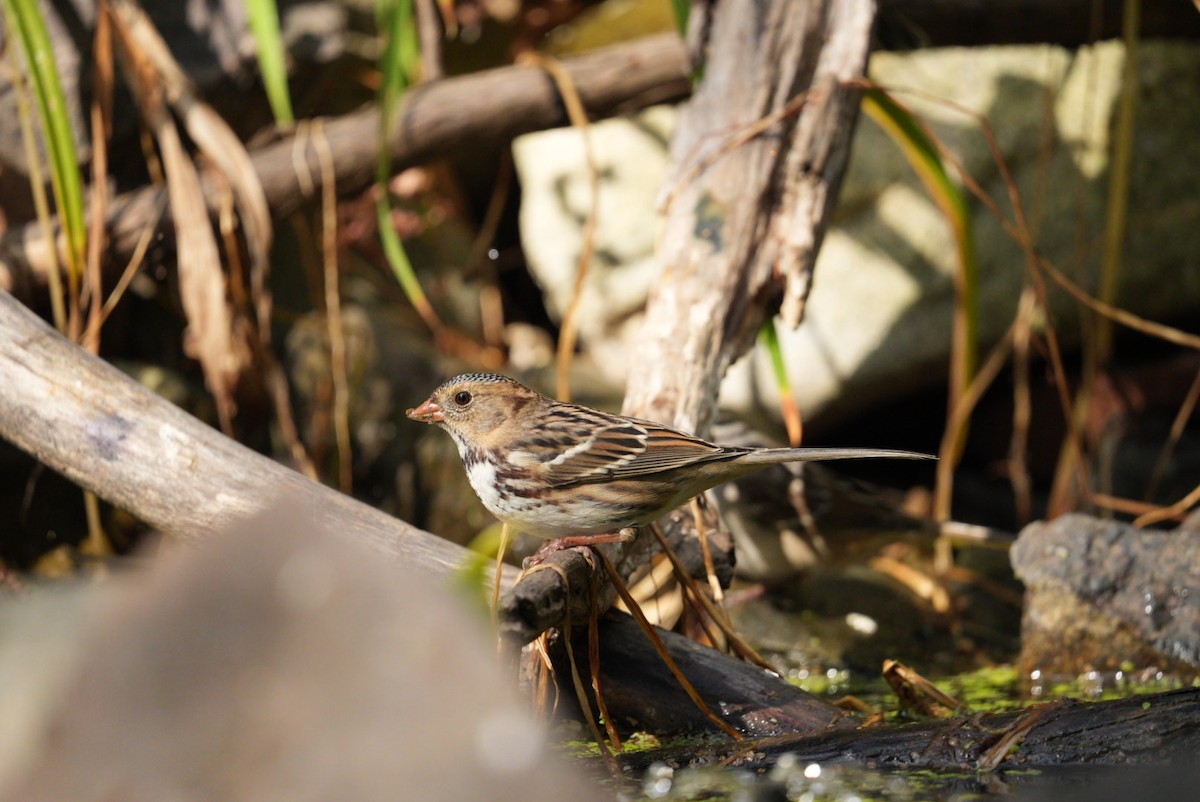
[406,397,444,424]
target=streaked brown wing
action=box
[542,420,743,487]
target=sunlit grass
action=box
[246,0,295,126]
[2,0,88,321]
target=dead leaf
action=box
[111,0,249,432]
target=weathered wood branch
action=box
[557,613,853,736]
[0,289,467,572]
[0,34,691,298]
[624,0,874,427]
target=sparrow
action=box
[406,373,934,552]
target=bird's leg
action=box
[524,528,637,567]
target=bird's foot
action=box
[523,528,637,568]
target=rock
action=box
[512,105,676,375]
[1011,513,1200,677]
[0,501,604,801]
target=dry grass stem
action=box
[597,550,742,740]
[1144,368,1200,502]
[647,522,777,673]
[313,119,354,493]
[516,53,600,402]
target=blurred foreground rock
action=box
[1012,512,1200,678]
[0,503,603,801]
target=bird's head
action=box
[406,373,543,446]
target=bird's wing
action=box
[541,420,743,487]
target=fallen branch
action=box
[621,686,1200,769]
[557,612,853,736]
[0,288,463,572]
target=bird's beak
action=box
[406,397,444,424]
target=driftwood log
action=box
[621,686,1200,771]
[557,613,854,736]
[0,289,463,573]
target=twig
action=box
[1008,285,1036,523]
[589,581,622,751]
[596,550,742,740]
[934,324,1016,522]
[314,119,353,493]
[100,195,165,321]
[1132,482,1200,529]
[413,0,443,82]
[647,523,776,673]
[1144,367,1200,502]
[515,53,600,403]
[82,0,114,354]
[549,561,618,768]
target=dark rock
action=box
[1011,514,1200,677]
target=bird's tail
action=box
[736,447,936,466]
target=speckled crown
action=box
[434,373,523,393]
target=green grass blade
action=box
[2,14,65,330]
[375,194,436,317]
[4,0,87,281]
[374,0,436,329]
[862,88,978,415]
[669,0,690,34]
[758,317,803,446]
[375,0,417,184]
[245,0,294,126]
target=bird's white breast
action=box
[462,453,582,539]
[466,458,504,514]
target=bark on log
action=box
[623,0,874,426]
[0,289,465,574]
[621,686,1200,770]
[500,0,876,643]
[556,613,854,736]
[0,34,691,298]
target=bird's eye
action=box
[453,390,472,406]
